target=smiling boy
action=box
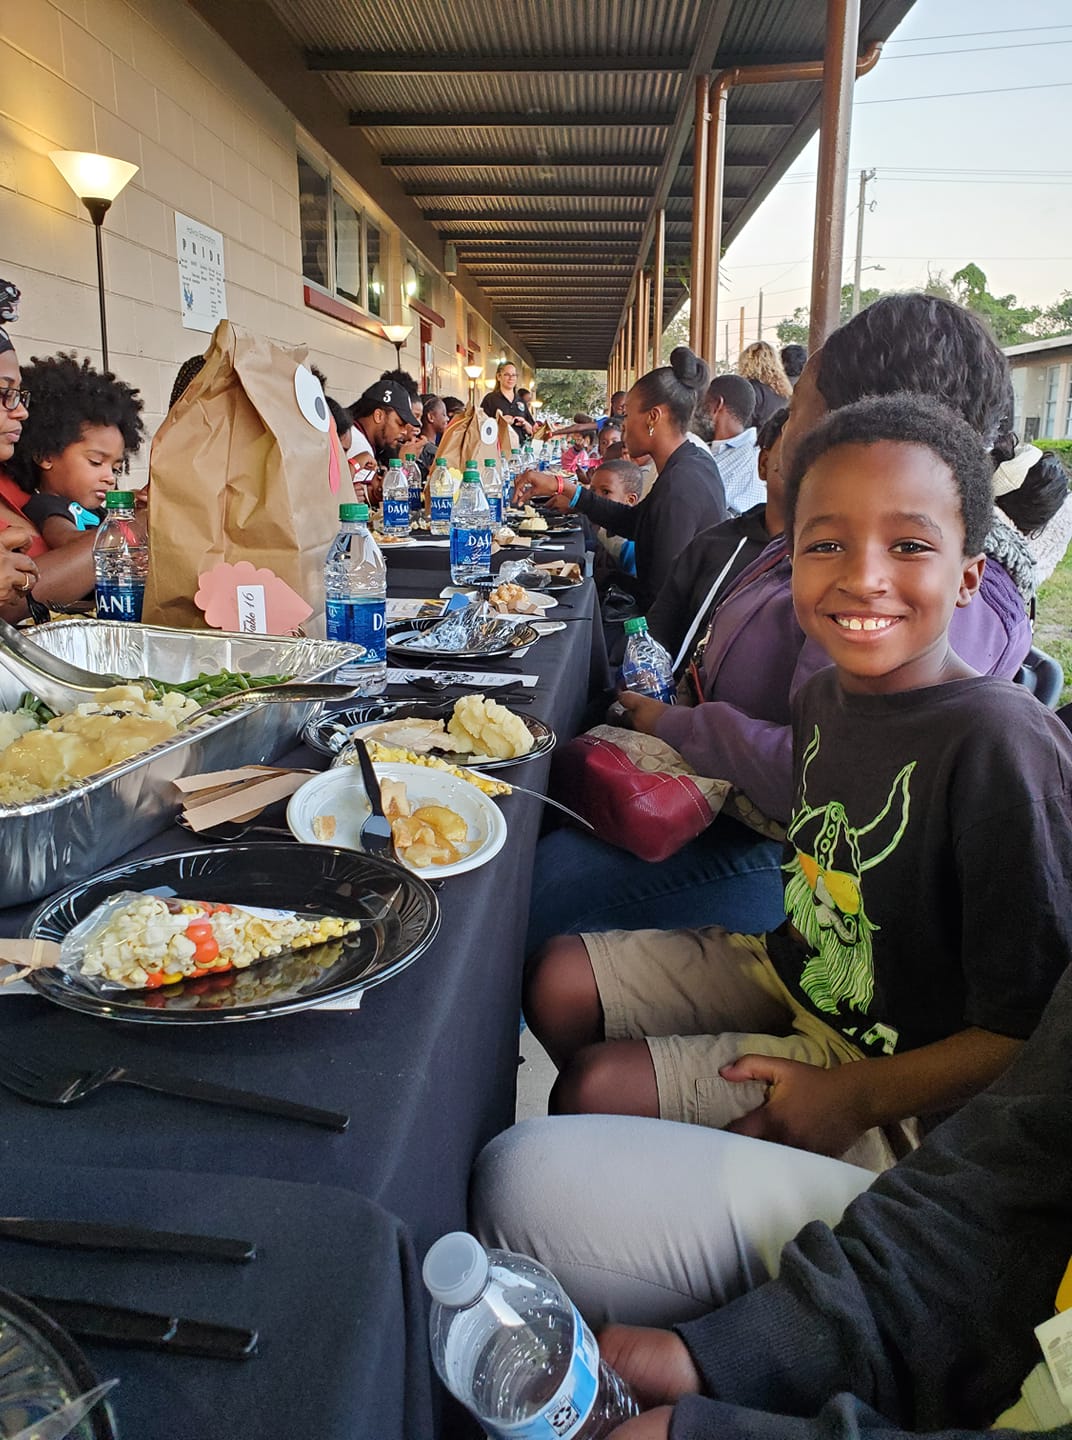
[523,393,1072,1169]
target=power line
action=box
[882,38,1072,59]
[857,80,1072,105]
[884,24,1072,43]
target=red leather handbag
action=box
[549,725,732,863]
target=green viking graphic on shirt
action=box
[783,726,915,1053]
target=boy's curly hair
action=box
[6,353,145,494]
[785,392,994,556]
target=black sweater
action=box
[670,961,1072,1439]
[645,504,770,660]
[573,440,727,610]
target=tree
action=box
[775,284,883,346]
[533,368,607,420]
[1033,291,1072,341]
[950,264,1040,346]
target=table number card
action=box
[195,560,313,634]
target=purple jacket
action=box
[656,538,1033,824]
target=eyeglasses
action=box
[0,385,30,413]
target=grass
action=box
[1036,544,1072,706]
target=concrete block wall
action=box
[0,0,528,483]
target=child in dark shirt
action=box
[7,354,143,551]
[524,392,1072,1168]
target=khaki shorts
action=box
[582,926,917,1172]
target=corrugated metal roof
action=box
[240,0,919,366]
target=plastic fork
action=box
[0,1055,349,1130]
[348,737,398,860]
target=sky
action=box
[716,0,1072,352]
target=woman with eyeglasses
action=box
[481,360,535,443]
[0,303,105,612]
[0,323,45,612]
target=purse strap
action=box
[671,535,749,673]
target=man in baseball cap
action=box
[349,379,419,458]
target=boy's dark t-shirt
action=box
[766,670,1072,1057]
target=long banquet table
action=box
[0,534,605,1439]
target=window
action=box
[366,221,382,317]
[1043,365,1061,437]
[297,154,330,290]
[298,149,383,316]
[403,250,434,308]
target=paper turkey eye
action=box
[479,415,497,446]
[294,364,330,432]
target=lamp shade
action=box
[382,324,412,345]
[50,150,138,203]
[464,364,484,381]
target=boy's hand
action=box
[608,1410,674,1438]
[721,1055,870,1155]
[599,1325,703,1408]
[617,691,669,734]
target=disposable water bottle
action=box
[424,1233,639,1440]
[323,502,386,694]
[93,491,148,622]
[402,455,423,515]
[620,617,676,703]
[450,469,492,584]
[382,458,411,539]
[430,458,454,536]
[483,457,504,528]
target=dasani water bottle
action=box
[620,617,675,703]
[424,1233,638,1440]
[323,502,386,694]
[93,491,147,622]
[382,458,411,539]
[450,468,493,584]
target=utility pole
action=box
[724,321,729,367]
[756,288,764,341]
[851,168,876,318]
[738,305,745,359]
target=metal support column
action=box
[809,0,862,350]
[689,76,709,354]
[624,301,634,389]
[701,79,728,364]
[652,209,666,368]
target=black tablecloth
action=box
[0,546,602,1439]
[0,1162,431,1440]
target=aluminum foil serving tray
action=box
[0,620,362,908]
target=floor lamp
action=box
[464,364,484,406]
[50,151,138,372]
[382,324,412,369]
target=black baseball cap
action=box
[358,379,419,428]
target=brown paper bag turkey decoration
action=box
[143,320,352,634]
[433,403,502,473]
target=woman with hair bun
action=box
[517,347,727,609]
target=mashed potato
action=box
[447,694,534,760]
[0,685,200,804]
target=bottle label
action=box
[450,526,492,572]
[96,583,144,623]
[325,597,385,661]
[383,498,410,532]
[486,494,503,527]
[476,1303,600,1439]
[408,481,423,510]
[431,494,453,524]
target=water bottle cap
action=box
[106,491,135,508]
[483,458,496,466]
[435,457,447,466]
[388,458,402,468]
[623,617,649,636]
[340,503,367,522]
[422,1232,489,1307]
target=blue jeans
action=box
[525,814,786,955]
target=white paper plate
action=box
[439,587,557,611]
[287,762,507,879]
